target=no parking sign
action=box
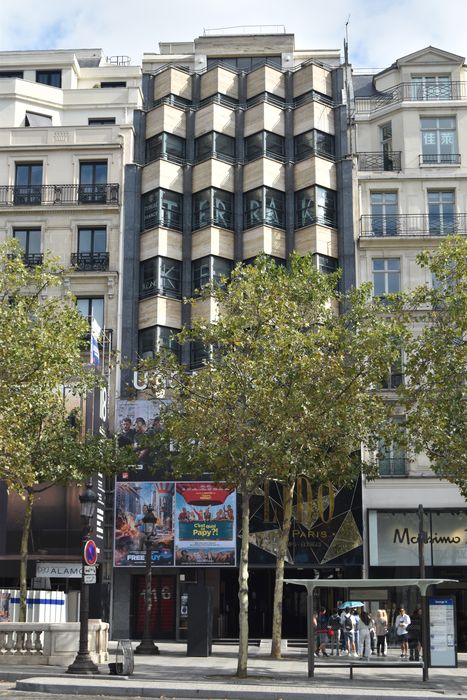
[84,539,98,566]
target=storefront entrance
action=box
[131,574,176,639]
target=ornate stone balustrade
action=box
[0,620,108,666]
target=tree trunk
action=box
[19,489,34,622]
[236,484,250,678]
[271,479,295,659]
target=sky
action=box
[2,0,467,70]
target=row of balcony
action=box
[355,81,467,113]
[357,152,461,171]
[0,184,119,207]
[360,214,467,237]
[14,252,109,271]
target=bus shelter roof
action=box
[285,578,458,596]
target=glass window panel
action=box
[294,131,314,160]
[160,189,182,229]
[77,297,104,329]
[78,229,92,253]
[212,256,232,285]
[245,132,263,161]
[265,189,284,228]
[141,189,159,231]
[146,133,163,162]
[36,70,61,87]
[193,190,212,229]
[195,133,213,161]
[214,133,235,159]
[244,188,263,228]
[315,130,334,156]
[192,256,211,292]
[140,258,159,298]
[213,189,233,229]
[165,133,185,159]
[265,132,284,158]
[160,257,181,297]
[316,186,337,227]
[295,188,315,228]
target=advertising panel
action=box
[114,481,236,567]
[0,592,10,622]
[429,597,457,667]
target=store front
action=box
[368,509,467,651]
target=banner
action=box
[114,481,236,567]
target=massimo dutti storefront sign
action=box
[369,510,467,567]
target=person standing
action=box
[341,607,358,657]
[395,606,411,658]
[408,607,422,661]
[358,609,373,660]
[327,608,343,656]
[315,607,329,656]
[375,609,388,656]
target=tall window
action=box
[138,326,180,360]
[13,228,41,265]
[428,191,455,235]
[195,132,235,163]
[378,418,406,476]
[74,227,107,271]
[244,188,285,229]
[193,189,233,230]
[370,192,398,236]
[141,189,183,231]
[14,163,42,205]
[381,348,404,390]
[36,70,62,88]
[76,297,104,329]
[146,132,186,163]
[79,161,108,203]
[245,131,284,161]
[420,117,458,164]
[295,186,337,228]
[192,256,232,294]
[372,258,401,297]
[294,129,335,160]
[380,122,395,171]
[411,75,451,100]
[140,257,182,299]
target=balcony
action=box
[71,253,109,272]
[419,153,461,166]
[355,81,467,114]
[357,152,402,172]
[360,213,467,238]
[0,184,119,207]
[378,458,407,476]
[7,253,44,267]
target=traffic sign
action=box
[84,565,96,575]
[83,539,97,566]
[84,573,96,584]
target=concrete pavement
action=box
[1,641,466,699]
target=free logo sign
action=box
[84,539,98,566]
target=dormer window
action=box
[411,75,451,100]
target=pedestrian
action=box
[408,607,422,661]
[315,607,329,656]
[375,609,388,656]
[327,608,343,656]
[341,606,358,657]
[394,606,411,659]
[358,609,373,660]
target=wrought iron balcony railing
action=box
[360,213,467,237]
[7,253,44,267]
[355,81,467,114]
[419,153,461,165]
[357,151,402,171]
[0,184,119,206]
[378,458,407,476]
[71,252,109,271]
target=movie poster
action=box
[114,481,237,567]
[114,481,175,567]
[175,482,236,566]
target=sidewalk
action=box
[2,642,466,699]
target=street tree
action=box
[398,236,467,497]
[0,242,134,619]
[141,255,405,674]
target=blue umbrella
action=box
[341,600,364,608]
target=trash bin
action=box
[187,585,213,656]
[109,639,134,675]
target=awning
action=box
[25,111,52,127]
[285,577,458,596]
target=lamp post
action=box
[67,481,99,675]
[134,504,160,655]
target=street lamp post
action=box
[134,504,160,655]
[67,481,99,675]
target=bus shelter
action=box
[285,578,458,681]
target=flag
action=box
[90,317,101,366]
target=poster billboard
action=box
[429,598,457,667]
[114,481,236,567]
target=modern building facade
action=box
[353,46,467,649]
[0,48,142,610]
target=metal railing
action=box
[71,252,109,271]
[355,81,467,113]
[0,184,119,206]
[7,253,43,267]
[357,152,402,171]
[419,153,461,165]
[361,213,467,237]
[379,458,407,476]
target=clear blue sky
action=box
[2,0,467,70]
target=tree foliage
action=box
[399,236,467,497]
[142,254,405,674]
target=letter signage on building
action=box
[368,510,467,567]
[35,562,83,578]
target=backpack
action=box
[330,614,342,631]
[344,615,353,631]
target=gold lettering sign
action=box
[263,478,335,525]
